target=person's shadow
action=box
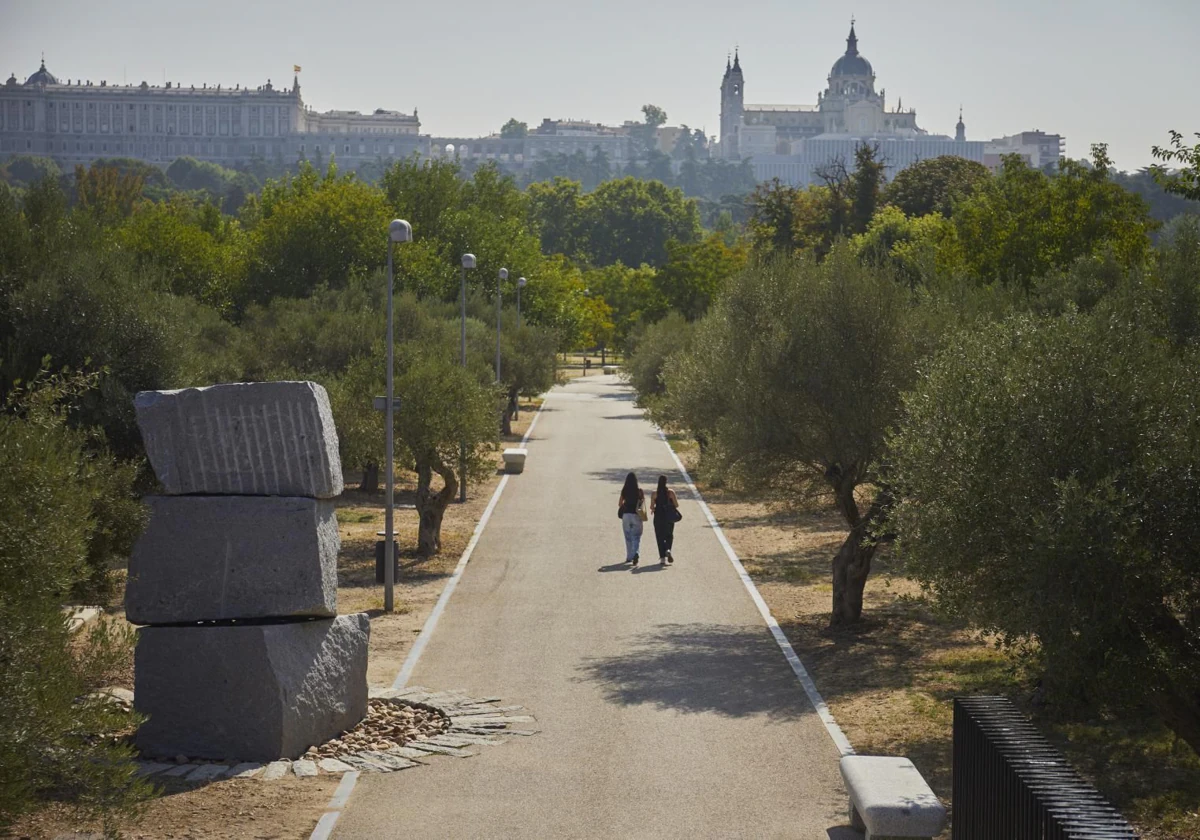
[597,562,631,572]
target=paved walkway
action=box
[334,375,849,839]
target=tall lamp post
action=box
[496,268,508,385]
[384,219,412,614]
[517,276,527,329]
[515,276,527,419]
[459,253,476,503]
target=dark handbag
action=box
[672,504,683,523]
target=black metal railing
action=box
[953,696,1138,839]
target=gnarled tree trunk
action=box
[829,484,893,627]
[501,387,519,436]
[359,462,379,493]
[414,460,458,556]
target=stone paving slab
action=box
[293,760,318,778]
[359,751,418,771]
[260,761,291,781]
[228,762,263,779]
[185,764,229,782]
[134,761,174,777]
[319,758,357,773]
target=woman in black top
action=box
[650,474,680,565]
[617,472,645,566]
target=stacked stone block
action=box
[127,382,369,762]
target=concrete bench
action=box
[840,756,946,839]
[502,448,528,474]
[602,365,617,375]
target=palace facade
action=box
[0,59,427,170]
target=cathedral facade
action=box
[719,24,984,185]
[0,59,426,171]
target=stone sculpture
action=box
[128,382,368,761]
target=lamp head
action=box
[461,253,477,269]
[518,276,527,288]
[498,268,509,281]
[388,219,412,243]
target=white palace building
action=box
[0,58,427,170]
[719,23,988,186]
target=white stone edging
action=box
[655,426,855,757]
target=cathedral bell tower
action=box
[720,50,744,160]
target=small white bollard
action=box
[839,755,946,839]
[502,448,528,474]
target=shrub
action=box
[0,372,150,831]
[887,312,1200,755]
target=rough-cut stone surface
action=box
[125,496,339,624]
[135,615,369,761]
[135,381,343,498]
[840,755,946,838]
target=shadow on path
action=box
[576,623,814,720]
[587,466,685,485]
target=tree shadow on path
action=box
[576,622,816,721]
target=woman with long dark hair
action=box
[617,472,645,566]
[650,474,680,565]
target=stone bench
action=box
[840,756,946,839]
[502,448,528,474]
[602,365,618,375]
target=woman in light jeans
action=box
[617,472,645,567]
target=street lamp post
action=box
[384,219,412,614]
[459,253,476,503]
[517,276,527,330]
[515,276,527,419]
[496,268,507,386]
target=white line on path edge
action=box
[309,400,547,840]
[656,427,856,758]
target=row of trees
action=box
[626,140,1200,755]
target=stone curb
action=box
[133,686,538,782]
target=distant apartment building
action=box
[0,59,427,171]
[983,130,1066,171]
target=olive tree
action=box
[665,246,929,624]
[393,351,498,555]
[887,312,1200,755]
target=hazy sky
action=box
[2,0,1196,170]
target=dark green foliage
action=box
[500,119,528,140]
[949,146,1154,289]
[623,311,693,420]
[665,247,930,624]
[242,162,390,304]
[883,155,991,217]
[1151,130,1200,201]
[0,372,150,831]
[887,312,1200,754]
[0,155,63,188]
[3,246,189,459]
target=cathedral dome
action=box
[830,24,873,77]
[25,59,59,86]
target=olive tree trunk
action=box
[501,387,519,436]
[359,462,379,493]
[414,460,458,556]
[829,485,893,627]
